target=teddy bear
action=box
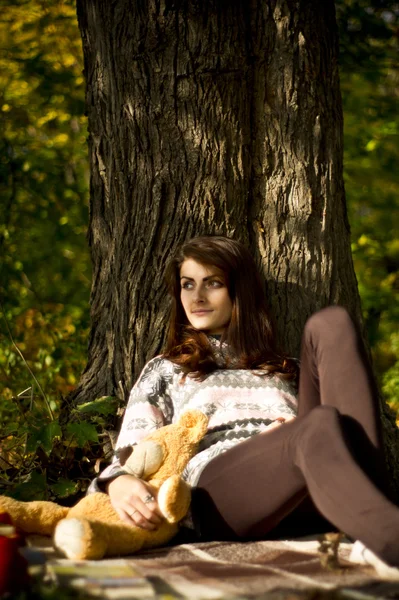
[0,409,208,560]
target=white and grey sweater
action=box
[89,338,298,494]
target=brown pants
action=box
[191,306,399,565]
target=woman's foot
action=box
[349,540,399,579]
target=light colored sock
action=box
[349,541,399,580]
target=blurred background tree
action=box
[0,0,397,500]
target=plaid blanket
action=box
[27,534,399,599]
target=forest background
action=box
[0,0,398,502]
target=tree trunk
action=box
[73,0,399,494]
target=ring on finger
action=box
[143,494,155,504]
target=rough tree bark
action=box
[72,0,399,494]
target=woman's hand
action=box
[106,474,163,530]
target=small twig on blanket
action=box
[318,532,344,571]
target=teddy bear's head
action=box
[120,410,208,483]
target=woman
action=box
[90,235,399,567]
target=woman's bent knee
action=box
[305,305,351,331]
[301,406,342,447]
[304,306,356,346]
[293,406,343,470]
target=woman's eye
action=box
[181,281,194,290]
[208,280,223,288]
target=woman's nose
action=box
[193,288,205,303]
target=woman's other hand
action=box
[106,474,163,530]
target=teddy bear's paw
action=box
[158,475,191,523]
[54,518,86,560]
[54,518,106,560]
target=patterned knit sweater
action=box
[89,338,298,494]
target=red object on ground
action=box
[0,511,30,596]
[0,513,12,526]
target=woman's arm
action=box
[115,356,174,450]
[92,357,175,528]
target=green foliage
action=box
[382,333,399,404]
[0,386,119,501]
[0,0,91,405]
[337,0,399,412]
[75,397,120,416]
[66,422,98,446]
[11,472,48,501]
[26,422,62,455]
[49,478,80,498]
[0,1,97,500]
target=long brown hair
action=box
[163,236,298,381]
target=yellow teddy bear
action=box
[0,410,208,560]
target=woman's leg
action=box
[298,306,390,494]
[298,306,382,448]
[192,307,399,564]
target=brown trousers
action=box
[191,306,399,566]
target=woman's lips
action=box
[192,310,212,315]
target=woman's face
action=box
[179,258,233,335]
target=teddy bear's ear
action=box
[117,446,133,466]
[123,441,164,479]
[178,410,208,441]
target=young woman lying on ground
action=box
[89,235,399,567]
